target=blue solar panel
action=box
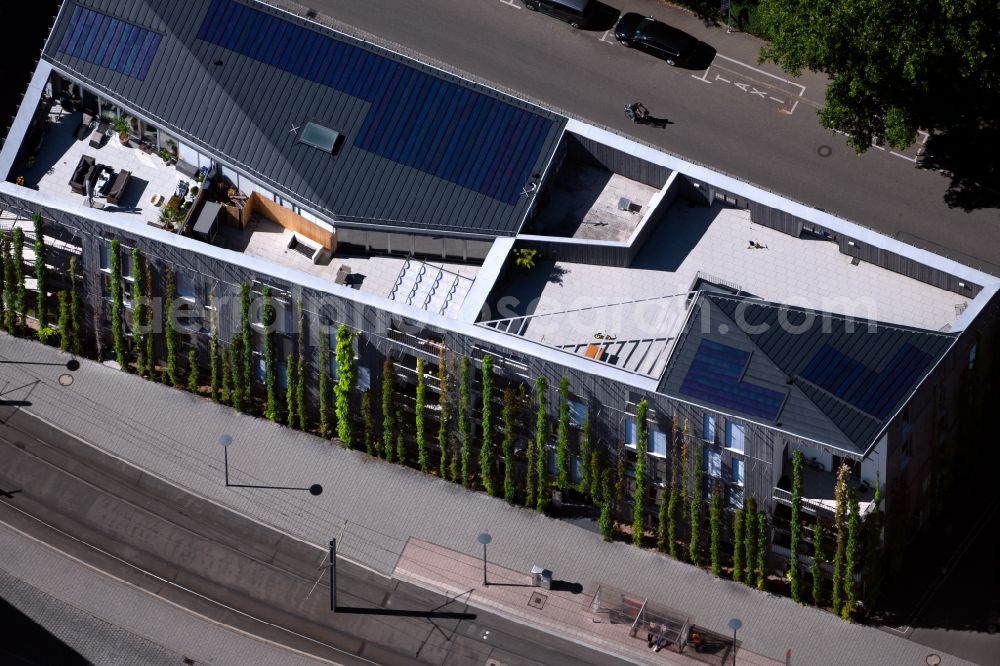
[680,340,787,421]
[197,0,553,205]
[800,343,933,419]
[58,6,161,81]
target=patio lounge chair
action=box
[69,155,97,194]
[106,169,131,205]
[89,121,109,148]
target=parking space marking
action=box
[693,53,805,114]
[833,128,923,164]
[600,29,616,44]
[499,0,521,8]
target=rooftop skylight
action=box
[298,122,341,154]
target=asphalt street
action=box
[291,0,1000,272]
[0,408,635,666]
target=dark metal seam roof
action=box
[43,0,566,237]
[659,294,956,453]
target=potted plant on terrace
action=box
[115,117,130,145]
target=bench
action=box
[106,169,131,205]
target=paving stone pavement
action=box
[0,333,975,666]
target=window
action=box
[650,429,667,457]
[732,458,744,486]
[969,343,977,370]
[99,242,111,271]
[176,271,196,301]
[571,456,582,484]
[121,249,134,281]
[626,417,661,454]
[726,422,745,453]
[705,449,722,478]
[625,417,637,449]
[358,366,371,392]
[703,414,716,442]
[568,398,588,428]
[726,485,744,510]
[546,446,558,475]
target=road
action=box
[0,408,635,666]
[292,0,1000,272]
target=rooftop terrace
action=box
[484,202,968,378]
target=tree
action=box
[295,312,306,431]
[131,248,145,374]
[285,351,298,427]
[756,510,768,590]
[842,488,861,621]
[362,390,376,456]
[502,387,517,504]
[689,446,703,565]
[416,357,428,471]
[632,399,649,547]
[459,356,471,485]
[757,0,1000,157]
[381,357,396,460]
[811,515,826,607]
[733,507,745,582]
[667,420,683,559]
[438,348,450,478]
[163,266,178,387]
[261,287,278,421]
[479,355,496,495]
[743,496,757,585]
[210,295,220,401]
[334,325,356,448]
[221,346,232,405]
[831,463,851,615]
[69,256,82,355]
[240,283,252,406]
[657,477,669,552]
[3,233,16,333]
[710,486,723,576]
[110,240,126,369]
[395,405,405,464]
[599,467,615,542]
[0,234,6,330]
[862,479,883,611]
[788,450,805,603]
[187,348,199,393]
[556,377,571,491]
[229,336,244,411]
[32,214,47,329]
[143,258,154,378]
[57,291,70,351]
[579,413,592,495]
[319,330,332,438]
[527,376,547,510]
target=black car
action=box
[523,0,597,29]
[614,13,698,66]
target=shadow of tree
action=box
[921,115,1000,212]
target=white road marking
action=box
[695,53,806,114]
[769,96,783,103]
[749,87,766,98]
[715,74,732,84]
[599,30,616,44]
[691,71,711,83]
[499,0,521,8]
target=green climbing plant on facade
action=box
[57,291,70,351]
[381,357,395,460]
[811,515,825,606]
[502,387,517,504]
[579,413,592,496]
[110,240,126,369]
[688,445,702,564]
[632,399,648,547]
[319,329,332,438]
[362,390,376,456]
[788,449,804,603]
[667,420,682,559]
[842,488,861,621]
[710,485,723,576]
[557,377,571,491]
[459,356,471,484]
[599,467,614,542]
[416,356,428,471]
[479,355,496,495]
[210,295,220,401]
[744,497,757,585]
[527,376,546,511]
[733,507,745,582]
[334,324,356,448]
[131,248,145,374]
[438,348,450,478]
[187,348,199,393]
[285,351,297,426]
[756,509,767,590]
[33,213,47,330]
[240,282,252,406]
[831,463,850,615]
[69,256,82,355]
[262,286,279,422]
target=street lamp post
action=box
[728,618,742,666]
[219,433,322,495]
[478,532,492,587]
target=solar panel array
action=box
[800,343,933,419]
[57,5,162,81]
[680,339,787,421]
[197,0,553,205]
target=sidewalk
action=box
[394,538,782,666]
[0,333,976,666]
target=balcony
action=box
[773,464,876,516]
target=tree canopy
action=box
[758,0,1000,157]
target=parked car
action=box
[523,0,597,29]
[613,12,698,66]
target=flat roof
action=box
[43,0,565,237]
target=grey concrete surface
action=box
[277,0,1000,273]
[0,396,634,666]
